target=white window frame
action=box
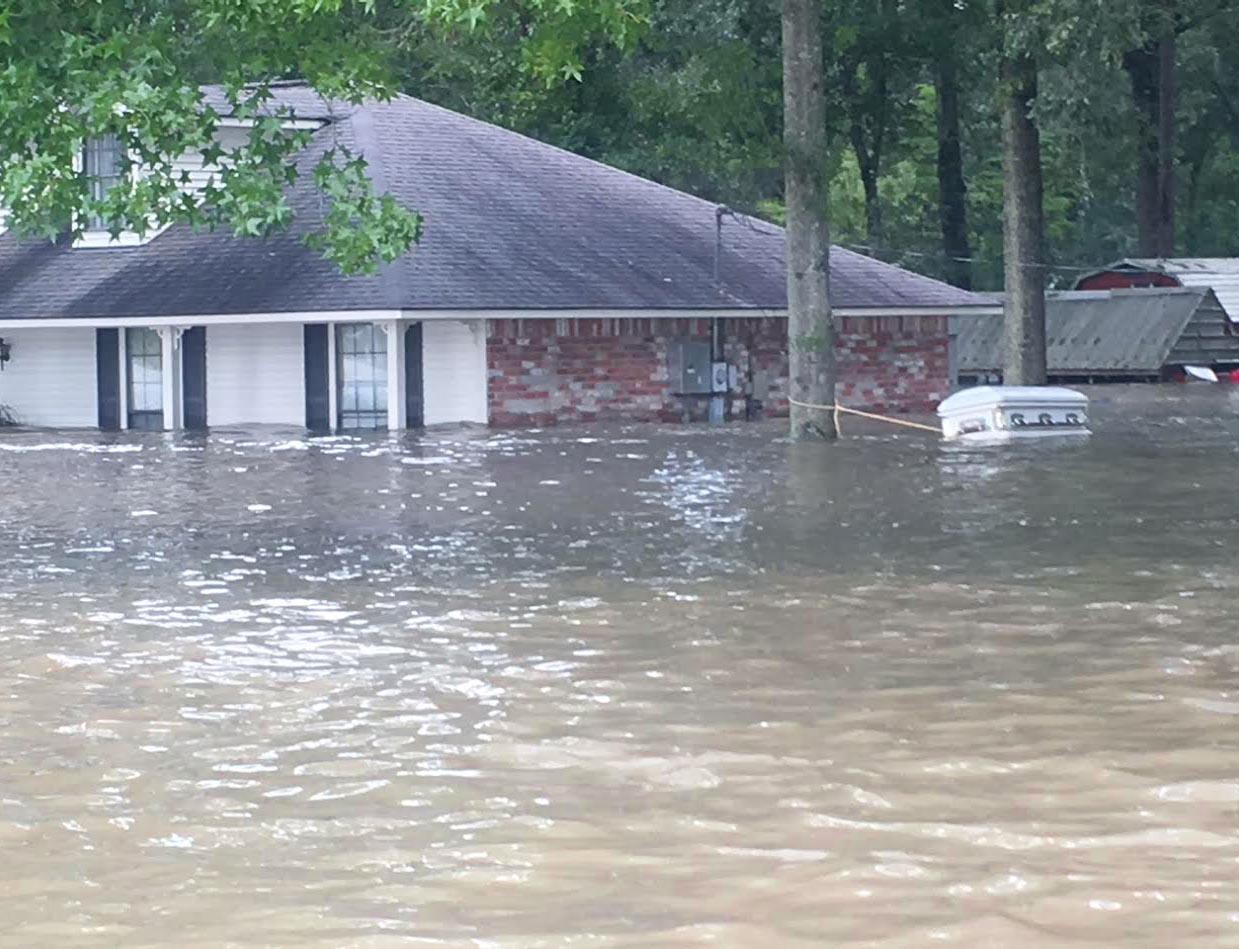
[336,322,390,431]
[73,134,146,248]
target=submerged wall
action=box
[0,327,98,427]
[486,315,950,426]
[207,322,305,427]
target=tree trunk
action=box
[1124,32,1176,257]
[935,58,972,290]
[1001,51,1047,385]
[782,0,836,439]
[847,60,887,254]
[852,134,883,252]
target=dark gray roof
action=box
[957,288,1238,374]
[0,87,989,321]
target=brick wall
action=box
[486,315,950,426]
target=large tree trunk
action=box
[1124,32,1177,256]
[782,0,836,439]
[1001,51,1047,385]
[935,58,972,289]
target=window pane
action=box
[85,135,124,230]
[134,384,158,412]
[127,329,162,418]
[337,322,390,430]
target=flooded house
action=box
[956,287,1239,384]
[0,84,995,432]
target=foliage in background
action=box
[1,0,1235,286]
[395,0,1239,289]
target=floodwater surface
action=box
[2,386,1239,946]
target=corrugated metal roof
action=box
[957,288,1228,373]
[1121,258,1239,274]
[1094,258,1239,323]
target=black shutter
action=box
[404,323,424,428]
[95,328,121,430]
[181,326,207,430]
[304,323,330,431]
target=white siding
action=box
[0,328,97,427]
[206,323,305,426]
[171,126,252,201]
[422,319,488,425]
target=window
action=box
[336,323,388,430]
[83,135,125,232]
[126,327,163,431]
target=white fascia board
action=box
[833,306,1003,317]
[215,117,327,131]
[402,308,786,321]
[0,309,403,329]
[0,305,1002,330]
[401,306,1003,320]
[73,229,157,249]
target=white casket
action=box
[937,386,1091,443]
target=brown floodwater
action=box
[2,384,1239,946]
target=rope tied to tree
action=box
[787,398,941,435]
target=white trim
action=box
[410,306,1002,319]
[118,331,129,430]
[71,136,155,249]
[326,322,338,432]
[157,326,183,431]
[0,305,999,330]
[0,310,402,330]
[833,306,1002,317]
[383,319,407,431]
[73,230,151,249]
[216,117,326,131]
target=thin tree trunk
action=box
[1124,32,1176,256]
[1001,51,1047,385]
[935,58,972,289]
[848,62,887,254]
[1156,32,1176,254]
[852,136,883,252]
[782,0,836,439]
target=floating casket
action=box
[937,386,1091,443]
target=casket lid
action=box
[938,385,1088,417]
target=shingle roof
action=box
[957,288,1235,374]
[0,87,990,321]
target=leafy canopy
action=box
[0,0,645,274]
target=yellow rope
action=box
[787,397,941,435]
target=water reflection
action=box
[2,385,1239,944]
